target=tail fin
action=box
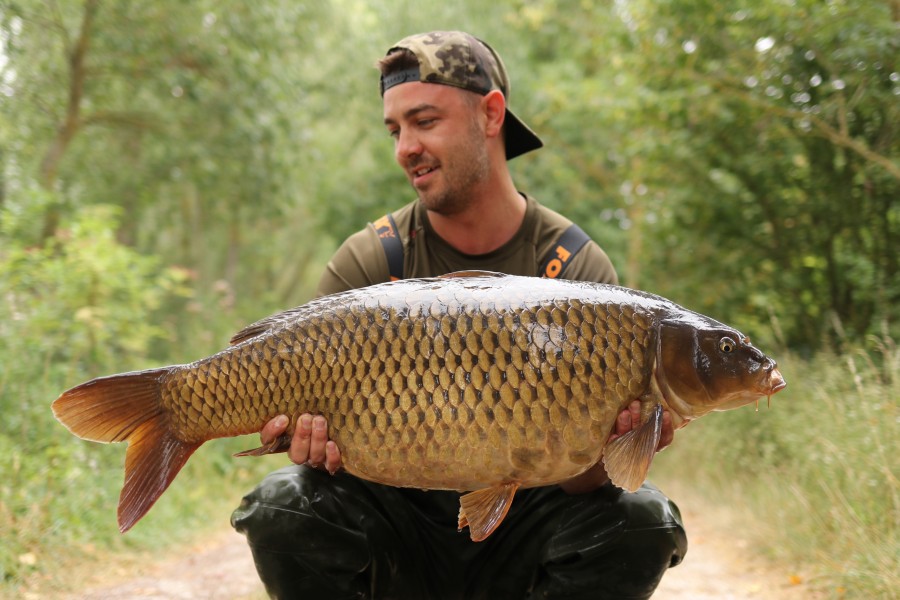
[52,368,202,532]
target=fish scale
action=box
[52,272,785,539]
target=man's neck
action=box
[425,174,526,255]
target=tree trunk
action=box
[38,0,99,241]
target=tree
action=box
[608,0,899,347]
[2,0,343,307]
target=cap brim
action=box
[504,108,543,160]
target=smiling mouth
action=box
[413,166,436,178]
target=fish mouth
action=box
[757,367,787,409]
[768,369,787,393]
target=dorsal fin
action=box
[229,306,308,345]
[438,270,506,279]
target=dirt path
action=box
[66,493,817,600]
[61,529,266,600]
[653,498,815,599]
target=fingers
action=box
[610,408,629,442]
[609,401,675,452]
[287,414,314,465]
[628,400,641,431]
[260,414,289,445]
[611,400,641,440]
[287,414,343,474]
[324,441,341,475]
[306,415,329,466]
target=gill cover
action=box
[656,318,777,420]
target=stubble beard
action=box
[415,120,490,216]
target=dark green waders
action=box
[232,466,687,600]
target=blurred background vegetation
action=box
[1,0,897,597]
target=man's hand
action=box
[609,400,675,448]
[260,413,343,474]
[559,400,674,494]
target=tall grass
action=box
[655,335,899,599]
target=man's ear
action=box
[482,90,506,138]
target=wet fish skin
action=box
[52,272,785,539]
[164,276,657,489]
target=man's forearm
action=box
[558,462,611,494]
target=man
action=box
[232,31,686,599]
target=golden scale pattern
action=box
[162,283,657,489]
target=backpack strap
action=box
[372,213,404,281]
[374,214,591,281]
[539,223,592,279]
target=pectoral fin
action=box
[234,434,292,457]
[458,483,520,542]
[602,403,664,492]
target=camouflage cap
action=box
[380,31,543,160]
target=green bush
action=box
[0,199,186,585]
[0,198,284,593]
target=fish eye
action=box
[719,337,736,353]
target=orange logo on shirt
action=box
[544,244,573,278]
[374,216,396,239]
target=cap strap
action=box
[380,67,420,95]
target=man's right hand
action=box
[261,413,343,474]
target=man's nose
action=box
[395,129,423,162]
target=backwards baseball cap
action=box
[380,31,543,160]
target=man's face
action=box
[383,82,490,215]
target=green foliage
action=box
[615,0,899,348]
[4,0,895,343]
[0,196,275,591]
[656,337,900,597]
[1,198,185,373]
[0,197,185,584]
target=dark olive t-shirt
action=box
[316,195,618,296]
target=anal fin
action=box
[601,403,664,492]
[458,482,520,542]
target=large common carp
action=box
[53,272,785,541]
